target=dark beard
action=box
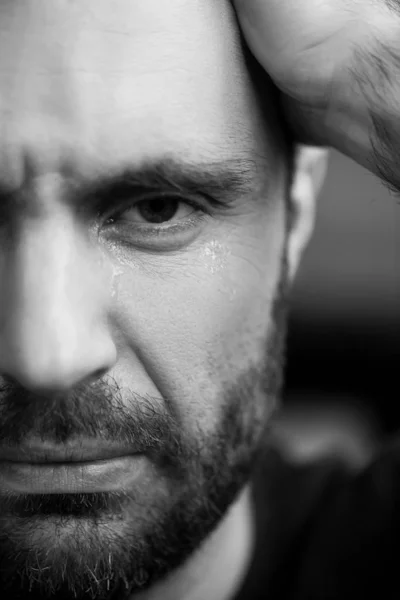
[0,269,288,600]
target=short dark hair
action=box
[239,33,297,193]
[239,34,297,231]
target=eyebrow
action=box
[0,154,267,217]
[74,154,266,212]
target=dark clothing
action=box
[235,439,400,599]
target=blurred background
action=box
[275,149,399,465]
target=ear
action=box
[287,145,330,282]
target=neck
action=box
[131,483,256,600]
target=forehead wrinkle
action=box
[0,0,282,208]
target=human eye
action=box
[102,192,210,250]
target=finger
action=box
[231,0,350,89]
[231,0,291,66]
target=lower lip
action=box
[0,456,145,494]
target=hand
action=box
[232,0,400,185]
[233,0,366,101]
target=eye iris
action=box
[138,198,179,224]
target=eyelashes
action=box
[101,193,210,251]
[107,195,205,227]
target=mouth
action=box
[0,440,145,494]
[0,440,139,463]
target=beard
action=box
[0,263,288,600]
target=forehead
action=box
[0,0,278,187]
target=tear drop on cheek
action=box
[110,266,124,300]
[201,240,230,274]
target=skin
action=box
[232,0,400,179]
[0,1,328,599]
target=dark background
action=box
[283,149,399,448]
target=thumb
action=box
[231,0,348,100]
[232,0,337,147]
[231,0,316,81]
[231,0,290,71]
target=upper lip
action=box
[0,440,136,463]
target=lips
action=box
[0,455,146,494]
[0,440,146,494]
[0,440,137,463]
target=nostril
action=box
[0,313,117,395]
[0,373,18,392]
[90,367,109,382]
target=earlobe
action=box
[286,145,330,282]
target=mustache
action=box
[0,375,180,454]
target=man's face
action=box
[0,1,291,598]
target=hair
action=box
[239,37,298,235]
[238,32,297,197]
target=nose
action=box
[0,210,117,393]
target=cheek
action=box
[107,203,285,432]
